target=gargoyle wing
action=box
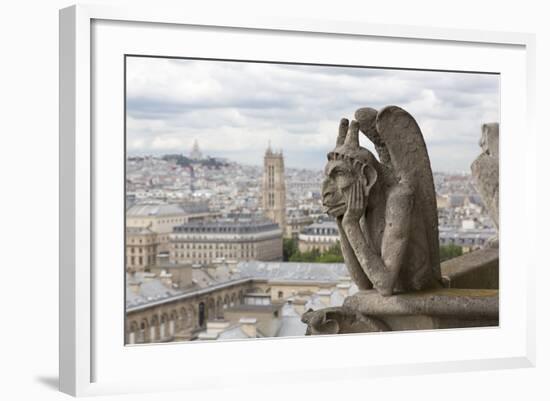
[356,105,441,282]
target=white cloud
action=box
[126,57,500,172]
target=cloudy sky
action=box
[126,56,499,172]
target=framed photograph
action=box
[59,4,536,397]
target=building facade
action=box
[126,227,158,272]
[126,274,252,344]
[439,227,496,252]
[262,145,286,232]
[126,203,215,256]
[285,213,314,239]
[125,261,352,344]
[169,216,283,265]
[298,221,340,252]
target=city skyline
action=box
[126,147,485,176]
[126,56,499,172]
[125,129,498,344]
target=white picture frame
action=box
[59,4,536,397]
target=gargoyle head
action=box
[322,117,379,218]
[480,122,499,158]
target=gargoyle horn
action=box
[336,118,349,146]
[344,120,360,148]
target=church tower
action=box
[262,143,286,231]
[189,139,202,160]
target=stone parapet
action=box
[344,288,498,319]
[441,248,499,289]
[303,288,499,335]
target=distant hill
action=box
[161,154,228,169]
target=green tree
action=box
[283,238,298,261]
[317,243,344,263]
[439,244,463,262]
[287,238,461,264]
[289,248,320,262]
[286,242,344,263]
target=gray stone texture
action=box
[302,288,498,334]
[343,288,498,319]
[471,122,499,231]
[302,306,389,335]
[441,247,499,289]
[322,106,441,296]
[304,108,500,336]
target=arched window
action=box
[150,315,159,342]
[170,310,178,334]
[128,321,139,344]
[198,302,206,327]
[207,298,215,321]
[139,319,148,343]
[223,295,230,309]
[180,307,189,327]
[216,298,223,319]
[160,314,170,339]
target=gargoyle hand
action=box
[343,180,366,224]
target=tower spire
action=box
[190,139,202,160]
[262,145,286,233]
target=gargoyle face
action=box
[323,117,379,218]
[322,159,356,217]
[480,122,499,158]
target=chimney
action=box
[292,298,308,315]
[317,289,332,307]
[206,264,218,278]
[197,321,232,341]
[197,332,219,341]
[156,252,169,265]
[337,283,351,298]
[338,276,352,285]
[159,270,173,288]
[142,272,155,282]
[128,281,141,295]
[206,321,231,336]
[163,264,193,289]
[239,318,257,338]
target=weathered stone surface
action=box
[343,288,498,319]
[301,307,388,335]
[309,109,500,337]
[322,106,441,296]
[471,123,499,232]
[302,288,498,335]
[441,247,499,289]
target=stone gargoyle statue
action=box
[302,107,500,335]
[321,105,443,296]
[301,106,443,334]
[471,123,499,237]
